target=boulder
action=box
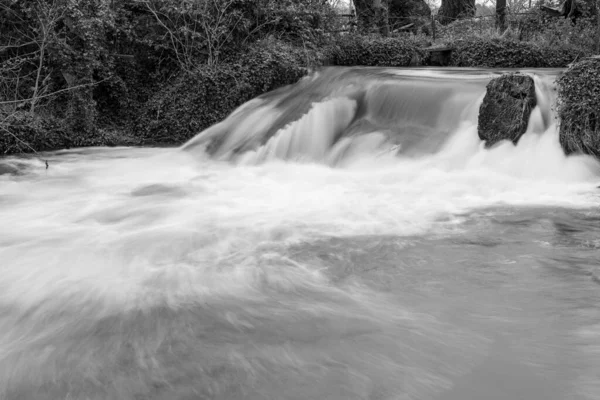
[557,57,600,159]
[478,73,537,147]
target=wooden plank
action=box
[395,23,415,31]
[421,46,454,52]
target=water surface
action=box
[1,67,599,400]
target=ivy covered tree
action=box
[437,0,475,24]
[0,0,116,136]
[353,0,390,35]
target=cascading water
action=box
[182,68,565,167]
[1,67,600,400]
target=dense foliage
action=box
[0,0,116,144]
[1,0,599,154]
[0,0,338,154]
[134,39,309,144]
[557,57,600,157]
[450,37,585,67]
[326,34,424,66]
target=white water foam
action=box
[2,69,600,399]
[1,118,599,312]
[1,67,599,319]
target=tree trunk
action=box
[353,0,389,34]
[597,0,600,52]
[541,0,581,22]
[437,0,475,25]
[374,0,390,35]
[496,0,506,32]
[388,0,431,33]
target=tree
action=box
[0,0,64,114]
[437,0,475,24]
[0,0,116,145]
[138,0,254,69]
[596,0,600,52]
[353,0,390,35]
[496,0,506,32]
[388,0,431,32]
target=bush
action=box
[557,57,600,158]
[0,112,67,154]
[134,39,309,145]
[252,0,338,48]
[0,111,141,155]
[326,34,424,67]
[526,17,598,55]
[450,37,585,68]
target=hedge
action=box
[450,38,586,68]
[326,34,424,67]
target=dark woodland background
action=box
[1,0,598,154]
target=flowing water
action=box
[1,67,600,400]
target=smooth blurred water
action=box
[1,67,600,400]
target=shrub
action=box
[526,17,597,55]
[557,57,600,158]
[0,110,141,155]
[450,37,585,68]
[326,33,424,67]
[0,112,66,154]
[134,39,309,145]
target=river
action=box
[1,67,599,400]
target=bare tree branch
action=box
[0,78,110,106]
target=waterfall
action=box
[182,67,564,167]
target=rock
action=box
[557,57,600,159]
[478,73,537,147]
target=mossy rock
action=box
[557,57,600,158]
[478,73,536,147]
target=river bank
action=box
[1,34,597,156]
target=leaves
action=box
[329,34,423,67]
[557,58,600,157]
[133,39,308,144]
[450,37,584,67]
